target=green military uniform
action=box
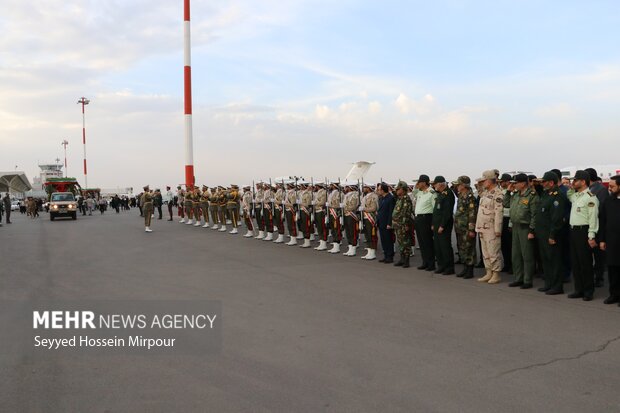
[141,187,153,229]
[209,189,219,227]
[453,176,477,278]
[217,187,228,228]
[431,176,456,274]
[227,185,240,230]
[535,173,567,293]
[392,181,414,267]
[193,188,202,224]
[200,186,210,225]
[184,190,194,221]
[505,176,539,286]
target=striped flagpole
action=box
[77,97,90,188]
[183,0,195,189]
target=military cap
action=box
[231,184,238,188]
[418,174,430,184]
[574,170,590,181]
[202,184,208,189]
[166,186,171,190]
[542,171,559,183]
[432,176,446,184]
[177,185,181,189]
[476,170,497,182]
[452,176,471,186]
[362,182,373,188]
[528,174,537,181]
[243,184,251,189]
[143,185,149,190]
[550,169,562,180]
[395,181,409,191]
[514,173,529,183]
[499,173,512,182]
[584,168,598,182]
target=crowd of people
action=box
[138,167,619,307]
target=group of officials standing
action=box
[140,167,620,307]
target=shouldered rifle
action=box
[359,178,364,231]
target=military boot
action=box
[394,255,404,267]
[456,265,468,277]
[402,255,410,268]
[488,271,501,284]
[478,270,492,282]
[463,266,474,279]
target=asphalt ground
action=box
[1,209,619,412]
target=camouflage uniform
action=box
[392,181,414,265]
[453,176,477,276]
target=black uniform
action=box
[432,189,456,274]
[535,186,567,293]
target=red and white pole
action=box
[77,97,90,188]
[183,0,195,189]
[61,139,69,177]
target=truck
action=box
[49,192,78,221]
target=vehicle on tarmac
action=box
[49,192,78,221]
[11,201,19,211]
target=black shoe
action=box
[568,292,584,299]
[379,258,386,263]
[434,267,446,274]
[442,268,455,275]
[463,266,474,279]
[403,256,410,268]
[538,287,550,292]
[545,289,564,295]
[583,295,593,302]
[384,258,394,264]
[520,283,533,290]
[509,281,523,288]
[594,279,604,288]
[394,258,404,267]
[603,296,620,305]
[417,264,428,270]
[456,266,468,277]
[426,266,436,272]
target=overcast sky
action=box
[1,0,619,189]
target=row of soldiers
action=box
[164,167,618,305]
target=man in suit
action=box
[376,183,396,263]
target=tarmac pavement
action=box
[1,210,619,412]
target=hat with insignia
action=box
[499,173,512,182]
[476,170,497,182]
[395,180,409,191]
[514,173,529,183]
[542,171,558,183]
[452,176,471,186]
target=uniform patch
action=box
[495,197,503,203]
[553,201,559,207]
[541,207,545,212]
[577,207,581,212]
[588,202,595,207]
[521,199,529,205]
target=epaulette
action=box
[587,191,594,197]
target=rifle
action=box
[359,178,364,231]
[310,177,315,223]
[251,180,255,218]
[338,177,343,226]
[269,178,275,218]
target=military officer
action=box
[313,182,329,251]
[177,186,186,223]
[285,182,298,245]
[475,170,504,284]
[241,185,255,238]
[499,173,513,273]
[272,182,286,243]
[567,170,599,301]
[193,186,203,227]
[392,181,414,268]
[141,185,154,232]
[226,184,240,234]
[299,182,313,248]
[535,171,567,295]
[342,184,360,256]
[505,173,539,289]
[209,187,220,230]
[413,175,437,271]
[217,186,228,232]
[262,183,274,241]
[453,176,477,279]
[184,186,194,225]
[431,176,456,275]
[200,185,210,228]
[360,183,379,260]
[254,182,265,239]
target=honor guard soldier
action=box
[431,176,456,275]
[177,186,186,223]
[475,170,504,284]
[392,181,414,268]
[242,185,255,237]
[273,182,286,243]
[141,185,154,232]
[342,184,360,256]
[567,170,599,301]
[535,171,567,295]
[505,174,539,289]
[262,183,275,241]
[360,183,379,260]
[313,182,329,251]
[217,186,228,232]
[227,184,240,234]
[193,186,203,227]
[327,182,343,253]
[285,182,298,245]
[297,182,313,248]
[209,187,220,230]
[184,186,195,225]
[254,182,265,239]
[200,185,210,228]
[453,176,477,278]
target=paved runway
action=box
[1,210,619,412]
